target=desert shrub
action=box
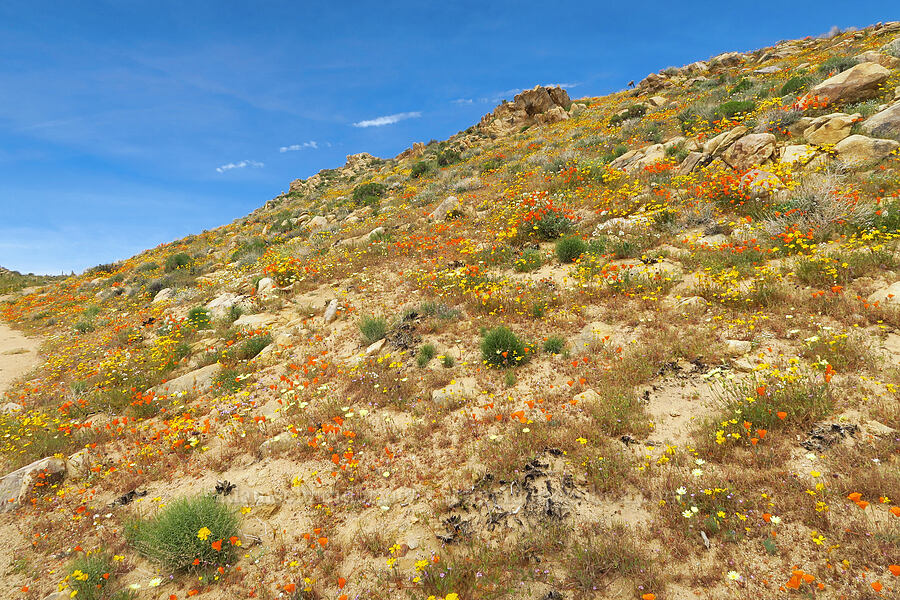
[359,315,387,344]
[531,212,575,241]
[125,495,239,571]
[62,552,129,600]
[352,182,386,207]
[417,343,436,367]
[780,76,813,96]
[609,104,646,127]
[419,301,461,320]
[410,160,433,179]
[164,252,192,272]
[543,335,566,354]
[230,239,266,262]
[136,261,159,272]
[187,307,211,329]
[556,236,586,263]
[481,326,532,368]
[227,304,244,323]
[642,122,663,143]
[74,320,95,334]
[441,354,455,368]
[728,77,753,95]
[213,369,241,395]
[436,148,461,166]
[713,100,756,122]
[480,156,505,172]
[234,333,272,360]
[818,55,858,75]
[514,249,543,272]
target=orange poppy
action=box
[777,411,787,420]
[847,492,862,502]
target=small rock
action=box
[833,134,899,165]
[573,389,601,404]
[429,196,460,221]
[0,457,67,512]
[806,62,891,104]
[152,287,174,303]
[323,299,339,323]
[724,339,752,356]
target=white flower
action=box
[770,516,781,525]
[692,468,703,477]
[682,509,693,518]
[695,458,706,466]
[727,570,742,581]
[691,506,699,513]
[676,486,687,496]
[148,578,162,587]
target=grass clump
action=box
[352,182,386,207]
[410,160,433,179]
[566,522,655,594]
[556,236,587,263]
[514,248,543,272]
[417,343,436,367]
[359,315,388,344]
[126,494,239,571]
[187,306,211,329]
[62,552,132,600]
[713,100,756,122]
[164,252,192,272]
[543,335,566,354]
[818,55,858,75]
[234,333,272,360]
[481,326,532,368]
[780,75,812,96]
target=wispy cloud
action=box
[216,159,264,173]
[478,82,581,104]
[352,111,421,128]
[451,98,473,105]
[544,82,580,89]
[279,140,318,152]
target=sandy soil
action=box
[0,320,41,399]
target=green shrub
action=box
[779,76,812,96]
[713,100,756,122]
[818,56,858,75]
[481,326,531,368]
[504,370,517,387]
[187,307,211,329]
[556,236,587,263]
[137,261,159,272]
[352,182,386,207]
[231,239,267,262]
[514,249,543,272]
[227,304,244,323]
[63,552,127,600]
[480,156,504,172]
[164,252,192,272]
[213,368,241,395]
[543,336,566,354]
[360,315,388,344]
[728,77,753,95]
[126,495,239,571]
[609,104,646,126]
[234,333,272,360]
[437,149,461,166]
[441,354,455,368]
[531,212,574,241]
[74,320,95,334]
[417,343,436,367]
[410,160,433,178]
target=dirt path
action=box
[0,320,41,399]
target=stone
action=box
[205,292,250,320]
[676,151,705,175]
[880,37,900,58]
[432,378,478,407]
[854,50,900,69]
[429,196,460,221]
[0,457,67,512]
[647,95,667,108]
[833,134,899,165]
[803,112,860,145]
[632,144,667,170]
[66,448,91,479]
[861,102,900,139]
[257,399,283,421]
[722,133,776,170]
[256,277,276,296]
[740,168,783,198]
[1,402,23,414]
[806,62,891,104]
[323,299,339,323]
[365,339,385,356]
[305,215,329,234]
[868,281,900,306]
[152,287,174,303]
[703,126,748,155]
[368,226,385,240]
[638,72,670,94]
[261,431,295,456]
[780,144,817,165]
[151,362,222,396]
[724,339,752,356]
[535,105,569,125]
[233,312,278,329]
[479,85,571,136]
[573,389,601,404]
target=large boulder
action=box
[868,281,900,306]
[429,196,461,221]
[806,63,891,104]
[151,362,222,396]
[722,133,776,170]
[479,86,571,136]
[0,457,66,512]
[803,112,860,146]
[703,126,748,155]
[861,102,900,139]
[833,134,900,165]
[205,292,250,320]
[780,144,818,165]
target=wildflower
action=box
[148,578,162,587]
[691,468,703,477]
[889,565,900,576]
[211,539,222,551]
[727,570,743,582]
[777,411,787,420]
[196,527,211,540]
[675,486,687,496]
[642,594,656,600]
[576,437,587,445]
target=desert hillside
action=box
[2,22,900,600]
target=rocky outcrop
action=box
[722,133,776,170]
[151,362,222,396]
[806,63,891,104]
[803,112,860,146]
[861,102,900,139]
[833,134,900,165]
[479,86,571,136]
[429,196,461,221]
[0,457,66,512]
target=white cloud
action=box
[352,111,421,128]
[543,82,580,89]
[279,141,318,152]
[216,159,264,173]
[452,98,473,105]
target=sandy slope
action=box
[0,319,40,399]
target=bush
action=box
[63,552,131,600]
[136,261,159,272]
[234,333,272,360]
[556,236,587,263]
[514,249,543,272]
[436,149,461,166]
[609,104,646,127]
[213,368,241,395]
[74,320,95,334]
[164,252,192,272]
[441,354,455,368]
[417,343,436,367]
[543,335,566,354]
[126,495,239,571]
[360,315,388,344]
[187,307,211,329]
[410,160,433,179]
[352,182,386,207]
[531,212,574,241]
[818,56,858,75]
[779,76,812,96]
[713,100,756,122]
[481,326,531,368]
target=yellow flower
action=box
[197,527,212,540]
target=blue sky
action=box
[0,1,894,274]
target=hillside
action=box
[2,22,900,600]
[0,267,67,296]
